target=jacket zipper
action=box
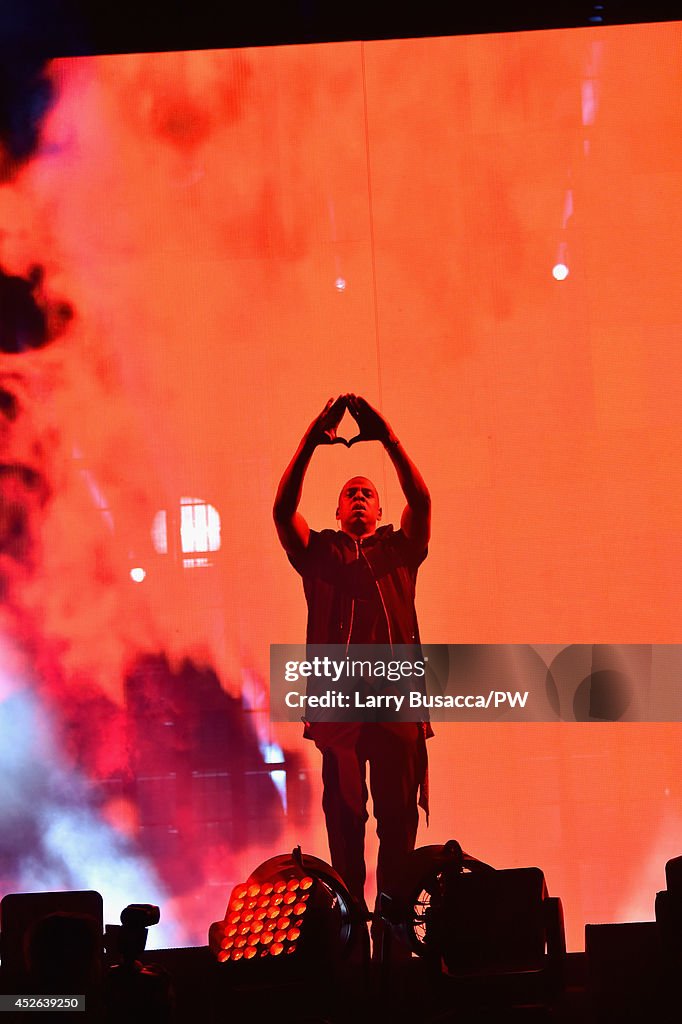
[358,539,394,654]
[345,596,355,655]
[344,542,358,654]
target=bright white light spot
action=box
[182,557,210,569]
[180,498,221,553]
[335,277,346,291]
[151,510,168,554]
[130,567,146,583]
[153,501,222,566]
[270,770,288,812]
[552,263,569,281]
[581,79,597,124]
[263,742,284,765]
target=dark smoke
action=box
[125,653,286,892]
[0,386,19,420]
[0,58,54,182]
[0,265,73,354]
[0,374,51,600]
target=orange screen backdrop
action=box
[1,22,681,949]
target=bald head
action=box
[336,477,382,538]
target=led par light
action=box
[209,846,363,976]
[209,875,315,965]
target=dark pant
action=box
[313,722,423,906]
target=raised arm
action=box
[273,396,347,555]
[346,394,431,549]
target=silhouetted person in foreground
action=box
[274,394,432,916]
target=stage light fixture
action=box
[377,839,495,959]
[378,839,565,998]
[209,846,365,978]
[656,854,682,961]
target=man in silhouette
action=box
[273,394,432,912]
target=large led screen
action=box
[1,21,681,950]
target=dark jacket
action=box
[288,525,434,764]
[288,524,426,649]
